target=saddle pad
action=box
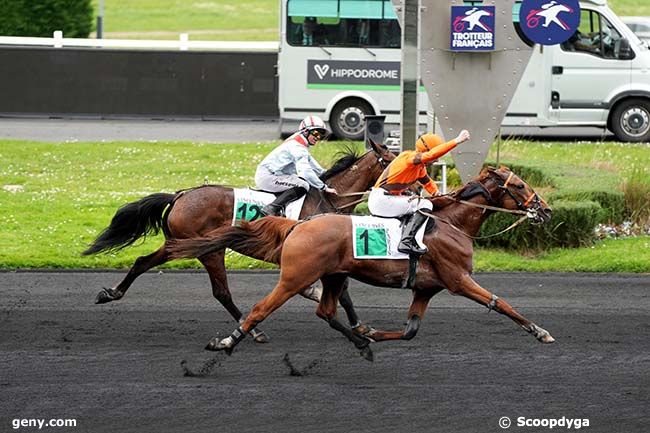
[352,215,427,260]
[232,188,306,225]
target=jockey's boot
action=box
[397,212,428,255]
[261,186,308,217]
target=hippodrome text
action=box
[328,68,398,79]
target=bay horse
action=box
[82,140,394,342]
[166,167,555,361]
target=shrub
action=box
[0,0,93,38]
[477,200,601,250]
[547,190,626,224]
[621,165,650,227]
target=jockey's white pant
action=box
[255,167,310,193]
[368,187,433,218]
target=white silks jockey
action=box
[255,115,338,217]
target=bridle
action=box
[453,170,544,221]
[495,171,542,214]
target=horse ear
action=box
[368,137,387,154]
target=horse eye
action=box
[517,184,525,189]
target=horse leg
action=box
[454,274,555,343]
[199,252,269,344]
[338,279,377,337]
[316,274,374,362]
[205,277,305,353]
[95,246,168,304]
[299,279,375,337]
[367,289,436,342]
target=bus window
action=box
[286,0,401,48]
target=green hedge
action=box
[0,0,93,38]
[548,190,626,224]
[477,200,601,250]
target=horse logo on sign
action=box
[519,0,581,45]
[450,6,495,51]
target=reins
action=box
[419,209,530,240]
[412,186,538,239]
[333,191,369,211]
[453,198,530,216]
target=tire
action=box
[610,98,650,142]
[329,99,373,141]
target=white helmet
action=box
[299,115,327,135]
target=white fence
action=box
[0,31,279,52]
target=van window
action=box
[637,23,650,32]
[561,9,623,59]
[286,0,401,48]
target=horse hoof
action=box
[540,334,556,344]
[95,288,114,304]
[205,338,225,351]
[251,331,270,344]
[360,346,374,362]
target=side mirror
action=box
[619,38,635,60]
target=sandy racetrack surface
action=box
[1,271,649,433]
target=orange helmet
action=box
[415,134,443,153]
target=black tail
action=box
[82,193,176,255]
[166,217,298,264]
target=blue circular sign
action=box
[519,0,581,45]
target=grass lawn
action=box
[92,0,278,40]
[1,138,648,272]
[91,0,649,41]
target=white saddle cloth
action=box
[232,188,306,225]
[351,215,427,259]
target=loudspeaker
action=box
[364,115,386,148]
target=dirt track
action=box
[1,271,649,433]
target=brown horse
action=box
[166,167,554,361]
[83,140,394,342]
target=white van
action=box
[504,0,650,142]
[279,0,650,142]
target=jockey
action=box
[255,115,338,217]
[368,130,471,255]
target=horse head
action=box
[328,138,394,192]
[366,138,395,181]
[482,166,552,224]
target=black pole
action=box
[96,16,103,39]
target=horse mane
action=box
[449,169,492,200]
[320,145,363,181]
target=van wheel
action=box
[330,99,373,141]
[610,99,650,142]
